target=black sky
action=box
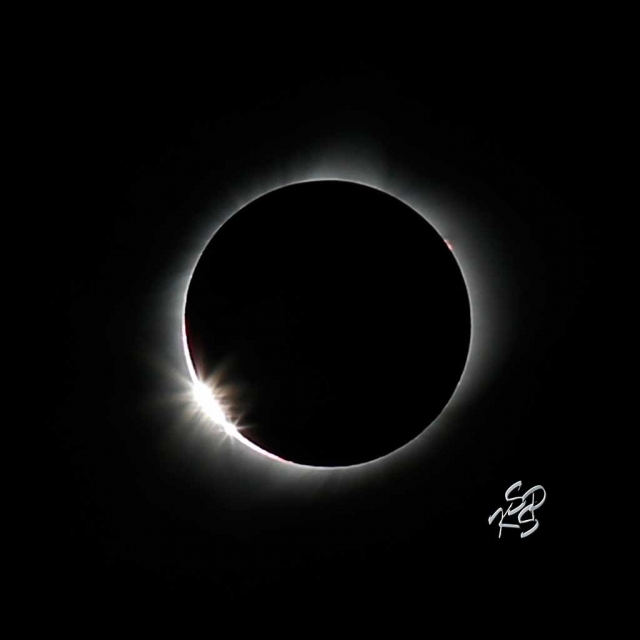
[44,41,606,609]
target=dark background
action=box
[44,37,607,608]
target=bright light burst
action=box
[191,380,234,433]
[189,376,284,461]
[183,313,285,462]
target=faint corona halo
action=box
[183,180,471,467]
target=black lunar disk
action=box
[185,181,471,466]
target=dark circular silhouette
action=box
[185,181,471,466]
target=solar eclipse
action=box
[183,180,471,467]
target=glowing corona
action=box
[172,170,504,470]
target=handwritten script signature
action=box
[488,481,546,539]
